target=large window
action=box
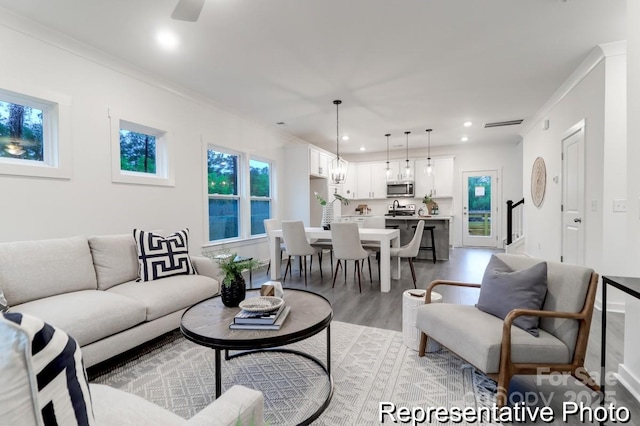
[208,149,240,241]
[250,159,271,235]
[206,148,273,243]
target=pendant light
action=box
[404,131,412,178]
[330,100,348,184]
[385,133,391,178]
[425,128,433,176]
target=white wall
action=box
[620,0,640,403]
[521,43,628,312]
[343,140,523,247]
[0,17,297,263]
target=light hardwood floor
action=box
[253,247,639,424]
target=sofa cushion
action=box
[133,229,196,282]
[11,290,147,347]
[0,288,8,312]
[416,303,570,374]
[108,275,218,321]
[0,236,97,305]
[0,312,95,426]
[88,233,140,290]
[476,255,548,336]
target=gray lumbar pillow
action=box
[476,255,548,336]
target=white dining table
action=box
[270,227,401,292]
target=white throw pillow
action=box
[132,228,196,282]
[0,312,95,425]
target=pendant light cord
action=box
[334,100,342,161]
[426,129,433,163]
[405,131,410,167]
[385,133,390,166]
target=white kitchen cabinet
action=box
[356,162,388,199]
[415,156,454,198]
[343,162,358,199]
[386,160,414,181]
[309,147,329,178]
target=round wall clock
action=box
[531,157,546,207]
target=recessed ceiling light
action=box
[360,147,366,151]
[461,136,469,142]
[464,121,473,127]
[156,30,179,50]
[276,121,285,125]
[342,135,349,141]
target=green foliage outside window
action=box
[120,129,156,173]
[208,150,238,195]
[0,101,44,160]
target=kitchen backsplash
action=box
[340,197,453,217]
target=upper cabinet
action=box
[414,156,455,198]
[356,162,388,199]
[386,160,414,181]
[343,162,358,199]
[309,147,330,178]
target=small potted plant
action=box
[314,191,350,229]
[422,194,433,215]
[212,250,260,307]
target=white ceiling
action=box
[0,0,626,154]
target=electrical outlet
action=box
[613,199,627,212]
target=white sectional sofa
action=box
[0,233,222,367]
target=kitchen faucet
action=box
[392,199,400,217]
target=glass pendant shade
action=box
[331,99,348,184]
[426,160,433,176]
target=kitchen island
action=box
[384,216,452,261]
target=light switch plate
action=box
[613,199,627,212]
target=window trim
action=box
[109,110,174,187]
[0,84,71,180]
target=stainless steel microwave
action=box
[386,181,415,198]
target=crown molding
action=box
[520,40,626,137]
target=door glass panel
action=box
[467,175,492,237]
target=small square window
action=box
[110,115,173,186]
[0,86,70,180]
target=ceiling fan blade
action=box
[171,0,205,22]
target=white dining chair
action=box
[281,220,322,285]
[390,219,424,288]
[264,218,287,276]
[330,222,372,293]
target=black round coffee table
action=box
[180,288,333,425]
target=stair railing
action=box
[506,198,525,245]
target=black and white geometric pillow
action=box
[133,228,196,282]
[0,312,95,425]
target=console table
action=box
[601,275,640,396]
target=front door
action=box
[462,171,499,247]
[561,123,586,265]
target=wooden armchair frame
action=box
[418,272,600,407]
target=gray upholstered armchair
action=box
[415,253,600,406]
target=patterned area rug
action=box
[89,321,496,425]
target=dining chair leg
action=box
[367,256,373,284]
[266,260,271,276]
[318,252,323,279]
[303,255,308,286]
[299,256,302,277]
[332,260,341,288]
[283,256,292,282]
[344,260,347,282]
[355,260,362,293]
[330,249,333,275]
[408,257,417,289]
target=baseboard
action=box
[594,298,626,313]
[617,364,640,404]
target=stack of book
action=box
[229,303,290,330]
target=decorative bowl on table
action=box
[238,296,284,313]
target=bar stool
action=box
[413,224,437,264]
